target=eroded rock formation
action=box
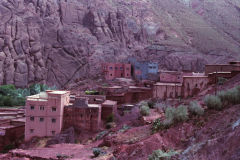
[0,0,239,87]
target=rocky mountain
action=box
[0,0,239,87]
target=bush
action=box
[148,149,178,160]
[174,105,189,122]
[93,148,102,157]
[189,101,204,116]
[0,85,16,96]
[56,154,70,159]
[204,95,222,110]
[217,86,240,105]
[148,100,155,109]
[217,77,227,85]
[165,107,175,122]
[106,114,114,123]
[85,90,99,95]
[152,118,173,133]
[1,144,16,153]
[140,105,150,116]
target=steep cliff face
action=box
[0,0,239,87]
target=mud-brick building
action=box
[182,76,209,98]
[128,58,159,81]
[63,98,101,132]
[159,71,183,83]
[208,72,232,84]
[153,83,182,99]
[25,90,70,141]
[80,95,106,104]
[205,61,240,75]
[101,100,117,121]
[102,63,131,80]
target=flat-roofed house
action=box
[101,100,117,121]
[128,57,159,81]
[102,63,131,80]
[25,90,70,141]
[63,97,101,132]
[153,83,182,99]
[182,76,209,98]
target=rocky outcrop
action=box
[0,0,239,87]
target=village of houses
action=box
[1,58,240,152]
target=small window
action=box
[52,131,56,135]
[30,129,34,133]
[115,67,118,70]
[109,67,113,70]
[110,74,112,76]
[127,74,129,76]
[52,118,56,123]
[121,73,123,77]
[126,68,130,70]
[52,107,57,112]
[120,67,123,70]
[39,106,44,110]
[40,117,44,122]
[30,116,34,121]
[30,105,35,110]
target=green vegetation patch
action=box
[0,84,57,107]
[148,149,179,160]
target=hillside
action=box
[0,0,239,88]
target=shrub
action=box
[1,144,16,153]
[106,114,114,123]
[0,85,16,96]
[225,88,240,104]
[148,149,178,160]
[148,100,155,109]
[217,87,240,105]
[152,118,173,133]
[56,154,69,159]
[189,101,204,116]
[204,95,222,110]
[85,90,99,95]
[217,77,227,85]
[93,148,102,157]
[140,105,150,116]
[174,105,189,122]
[3,96,14,106]
[95,131,108,140]
[165,107,175,122]
[139,101,149,107]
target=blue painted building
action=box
[128,57,159,81]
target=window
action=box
[110,74,112,76]
[109,67,113,70]
[30,105,34,110]
[126,68,130,70]
[40,117,44,122]
[30,116,34,121]
[52,107,56,112]
[30,129,34,133]
[121,73,123,77]
[120,67,123,70]
[115,67,118,70]
[39,106,44,110]
[52,118,56,123]
[52,131,56,135]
